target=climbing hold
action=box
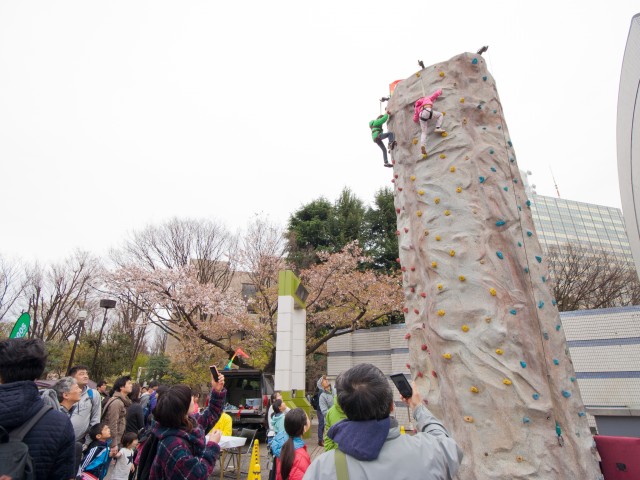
[404,332,411,340]
[510,309,517,315]
[553,359,559,365]
[401,266,407,272]
[420,292,427,298]
[464,416,474,423]
[520,361,527,368]
[437,283,443,290]
[526,231,533,237]
[460,97,465,103]
[441,132,448,137]
[507,140,513,147]
[417,371,424,378]
[443,353,452,359]
[489,149,495,155]
[482,76,487,81]
[395,230,401,236]
[513,178,518,183]
[416,72,421,78]
[396,208,401,214]
[477,105,482,110]
[463,118,468,125]
[516,456,524,463]
[406,363,411,369]
[503,378,512,385]
[450,166,456,172]
[498,125,502,129]
[542,276,546,283]
[472,58,478,65]
[492,109,497,114]
[410,266,416,272]
[410,175,416,181]
[398,187,403,191]
[412,138,418,145]
[422,153,427,159]
[524,267,529,273]
[449,249,455,256]
[510,157,515,163]
[434,197,440,204]
[421,344,428,351]
[495,349,504,355]
[489,288,497,296]
[578,412,586,417]
[496,251,504,259]
[535,256,542,263]
[458,275,466,281]
[424,229,429,236]
[562,390,572,398]
[523,417,530,424]
[416,210,423,217]
[439,71,445,77]
[503,187,509,191]
[518,242,522,247]
[437,309,445,316]
[543,332,549,340]
[396,258,401,263]
[532,393,540,400]
[404,227,409,233]
[444,210,451,216]
[470,386,479,393]
[479,176,485,183]
[555,324,561,331]
[432,371,438,378]
[410,287,415,293]
[538,301,544,309]
[552,299,557,306]
[456,187,462,193]
[485,316,492,323]
[570,376,576,383]
[496,220,506,226]
[491,167,497,172]
[402,307,409,313]
[431,261,438,268]
[435,235,441,241]
[418,189,425,195]
[461,325,469,332]
[526,200,531,207]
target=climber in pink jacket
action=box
[413,89,445,156]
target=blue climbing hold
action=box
[491,167,497,172]
[482,76,487,81]
[522,417,530,424]
[538,301,544,309]
[578,412,586,417]
[543,332,549,340]
[472,58,478,65]
[508,140,513,147]
[532,393,540,400]
[496,251,504,259]
[509,157,515,163]
[510,309,517,315]
[524,267,529,273]
[526,200,531,207]
[526,231,533,237]
[535,256,542,263]
[496,220,506,226]
[492,109,497,114]
[553,359,559,365]
[503,187,509,191]
[555,324,561,331]
[520,361,527,368]
[479,176,485,183]
[552,299,557,306]
[518,242,522,247]
[489,149,495,154]
[570,376,576,383]
[562,390,571,398]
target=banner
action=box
[389,80,403,96]
[9,313,30,338]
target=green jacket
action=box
[323,400,347,451]
[369,114,389,140]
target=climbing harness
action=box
[420,107,434,121]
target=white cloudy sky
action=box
[1,1,638,262]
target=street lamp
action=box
[67,309,88,372]
[91,299,117,374]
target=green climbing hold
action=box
[520,361,527,368]
[482,76,487,81]
[538,301,544,309]
[507,140,513,147]
[509,309,517,315]
[489,149,494,154]
[553,359,559,365]
[526,231,533,237]
[479,176,485,183]
[496,220,506,226]
[503,187,508,191]
[518,242,522,247]
[496,251,504,259]
[472,58,478,65]
[491,167,496,172]
[492,109,497,114]
[535,256,542,263]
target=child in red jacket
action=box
[274,408,311,480]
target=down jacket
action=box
[0,380,76,480]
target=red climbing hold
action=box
[421,344,428,351]
[417,371,424,378]
[396,208,401,214]
[410,266,416,271]
[402,307,409,313]
[414,309,419,314]
[396,258,401,263]
[404,332,411,340]
[406,363,411,369]
[395,230,401,236]
[404,228,409,233]
[410,287,416,293]
[401,266,407,272]
[432,371,438,378]
[420,292,427,298]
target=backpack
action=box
[0,405,52,480]
[310,390,321,410]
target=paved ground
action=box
[211,417,324,479]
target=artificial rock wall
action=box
[387,53,602,479]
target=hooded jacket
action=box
[316,377,334,416]
[323,400,347,451]
[369,114,389,141]
[40,388,75,417]
[69,384,101,443]
[0,381,76,480]
[413,89,443,123]
[302,404,462,480]
[149,388,226,480]
[271,431,310,480]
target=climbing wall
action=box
[386,53,602,479]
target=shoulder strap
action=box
[87,388,93,400]
[334,449,349,480]
[9,405,52,442]
[102,396,122,416]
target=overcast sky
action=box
[1,1,638,263]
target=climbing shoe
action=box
[384,163,393,168]
[434,127,446,133]
[390,140,397,151]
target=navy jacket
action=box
[0,380,76,480]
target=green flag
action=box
[9,313,30,338]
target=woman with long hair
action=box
[270,408,311,480]
[125,383,144,435]
[144,372,225,479]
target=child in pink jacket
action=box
[413,89,445,155]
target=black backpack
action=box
[135,431,159,480]
[0,405,52,480]
[310,390,321,410]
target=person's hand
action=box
[400,381,423,410]
[109,446,118,457]
[212,372,225,392]
[209,428,222,444]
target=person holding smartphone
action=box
[144,367,226,479]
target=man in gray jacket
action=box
[303,363,463,480]
[68,364,101,446]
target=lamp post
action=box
[91,299,116,374]
[67,309,88,372]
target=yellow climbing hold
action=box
[431,261,437,268]
[410,175,416,181]
[437,283,443,290]
[470,386,479,393]
[503,378,512,385]
[444,210,451,216]
[450,166,456,172]
[437,309,445,316]
[439,154,446,159]
[479,259,485,264]
[441,132,448,137]
[464,416,474,423]
[434,197,440,204]
[458,275,466,281]
[485,316,492,323]
[460,97,465,103]
[495,349,504,355]
[416,72,421,78]
[442,353,452,359]
[461,325,469,332]
[435,235,441,241]
[489,288,497,296]
[439,71,445,77]
[416,210,423,217]
[422,154,427,159]
[463,118,468,125]
[412,138,418,145]
[418,189,425,195]
[424,229,429,236]
[456,187,462,193]
[516,456,524,463]
[449,249,455,256]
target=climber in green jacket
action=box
[369,113,395,168]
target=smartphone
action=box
[209,365,219,382]
[390,373,413,399]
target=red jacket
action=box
[276,445,311,480]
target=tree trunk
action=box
[387,52,600,479]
